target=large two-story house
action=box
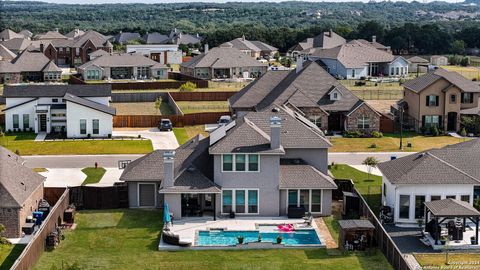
[398,68,480,132]
[230,60,381,133]
[120,105,337,219]
[2,84,116,138]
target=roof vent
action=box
[271,107,280,112]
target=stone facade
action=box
[298,107,329,132]
[345,103,380,133]
[0,184,44,238]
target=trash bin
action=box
[390,156,397,160]
[32,211,44,225]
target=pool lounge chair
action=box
[162,231,192,247]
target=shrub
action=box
[430,125,439,137]
[15,149,20,155]
[460,127,467,137]
[343,130,364,138]
[420,126,427,135]
[179,81,197,92]
[0,224,10,244]
[354,81,366,86]
[460,57,469,67]
[369,143,377,148]
[371,131,383,138]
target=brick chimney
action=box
[270,116,281,149]
[163,151,175,188]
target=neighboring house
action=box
[126,44,183,65]
[142,32,170,44]
[34,29,68,40]
[39,30,113,67]
[168,28,202,46]
[378,139,480,225]
[407,56,430,73]
[2,84,116,138]
[121,105,337,219]
[287,30,346,57]
[430,55,448,66]
[356,36,391,52]
[399,68,480,132]
[65,29,86,39]
[77,53,169,80]
[220,36,278,59]
[230,60,381,133]
[0,38,34,54]
[0,147,45,238]
[18,30,33,39]
[113,32,141,45]
[0,51,62,83]
[0,44,17,61]
[180,47,267,80]
[0,29,24,41]
[309,40,409,79]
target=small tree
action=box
[0,224,9,244]
[460,127,467,137]
[179,81,197,92]
[362,156,380,181]
[154,97,163,113]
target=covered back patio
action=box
[423,198,480,250]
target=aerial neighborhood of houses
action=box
[2,25,480,270]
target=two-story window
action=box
[426,95,439,107]
[222,189,258,214]
[222,154,259,172]
[461,93,474,104]
[357,116,370,129]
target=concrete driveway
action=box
[113,128,179,150]
[40,168,86,187]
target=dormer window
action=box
[329,89,341,101]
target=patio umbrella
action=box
[164,202,171,224]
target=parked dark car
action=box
[159,119,173,131]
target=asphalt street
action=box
[23,152,414,168]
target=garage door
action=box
[139,183,156,207]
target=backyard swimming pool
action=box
[196,229,321,246]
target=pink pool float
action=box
[277,224,294,232]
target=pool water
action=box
[197,229,321,246]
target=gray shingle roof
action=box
[19,30,33,39]
[63,93,116,115]
[114,32,141,44]
[181,47,267,69]
[425,199,480,217]
[42,60,62,72]
[78,53,165,69]
[288,31,346,53]
[159,168,221,194]
[0,29,24,40]
[0,44,17,61]
[378,139,480,185]
[230,61,362,113]
[221,37,277,53]
[407,56,429,63]
[10,50,60,73]
[0,38,32,52]
[403,68,480,93]
[0,147,45,208]
[279,159,337,189]
[142,33,170,44]
[3,84,112,98]
[71,30,110,48]
[64,29,85,38]
[338,219,375,230]
[0,61,20,73]
[35,30,68,40]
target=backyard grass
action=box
[175,101,230,114]
[0,244,25,270]
[111,81,248,93]
[32,168,48,173]
[323,216,341,243]
[441,65,480,80]
[415,253,480,268]
[33,209,391,270]
[112,101,173,115]
[81,167,106,185]
[329,164,382,214]
[330,132,466,152]
[173,125,209,145]
[0,133,153,155]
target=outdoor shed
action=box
[338,219,375,251]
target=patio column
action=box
[476,217,479,245]
[213,194,216,221]
[434,217,439,245]
[463,218,467,232]
[424,207,428,233]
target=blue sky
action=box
[6,0,466,3]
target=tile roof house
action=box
[2,84,116,137]
[288,30,346,57]
[397,68,480,132]
[0,29,24,41]
[180,47,267,80]
[113,32,141,45]
[378,138,480,224]
[77,52,169,80]
[230,60,381,133]
[121,105,337,219]
[220,36,278,59]
[309,40,409,79]
[0,147,45,238]
[0,50,62,84]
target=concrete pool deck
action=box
[158,216,326,250]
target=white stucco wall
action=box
[4,100,36,132]
[66,101,113,138]
[388,58,409,76]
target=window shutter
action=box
[426,96,429,106]
[438,116,443,128]
[422,115,426,127]
[435,96,439,106]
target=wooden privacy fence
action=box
[69,184,129,210]
[113,111,231,127]
[380,115,395,133]
[107,80,208,90]
[111,91,235,103]
[10,188,70,270]
[354,187,413,270]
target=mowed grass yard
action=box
[33,209,391,270]
[176,101,230,114]
[112,101,173,115]
[330,132,466,152]
[0,133,153,155]
[173,125,209,145]
[0,244,25,270]
[415,253,480,268]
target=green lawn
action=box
[329,164,382,215]
[330,132,466,152]
[173,128,190,145]
[0,133,153,155]
[173,125,208,145]
[415,253,480,268]
[33,209,391,270]
[323,216,340,243]
[0,244,25,270]
[81,167,106,185]
[175,101,230,114]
